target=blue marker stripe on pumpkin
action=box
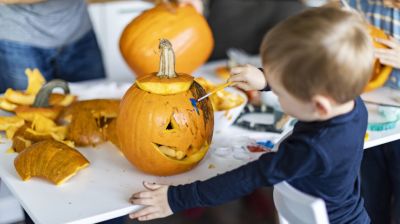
[190,98,200,115]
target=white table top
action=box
[1,59,400,223]
[0,123,280,224]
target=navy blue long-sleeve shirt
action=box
[168,97,370,224]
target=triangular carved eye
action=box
[166,121,174,130]
[165,115,178,130]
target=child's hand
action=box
[129,182,173,221]
[228,64,267,91]
[374,36,400,69]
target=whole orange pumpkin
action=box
[119,2,214,77]
[365,25,393,92]
[117,39,214,176]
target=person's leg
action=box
[361,145,392,224]
[0,39,56,93]
[386,140,400,224]
[55,30,106,82]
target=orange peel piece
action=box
[25,68,46,95]
[14,140,89,185]
[0,97,18,112]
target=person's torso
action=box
[0,0,92,48]
[349,0,400,89]
[288,97,370,224]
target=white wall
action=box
[88,0,153,82]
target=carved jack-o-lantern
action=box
[117,39,214,176]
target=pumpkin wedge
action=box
[14,140,89,185]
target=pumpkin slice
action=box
[25,68,46,95]
[14,140,89,185]
[16,114,68,142]
[23,127,67,142]
[15,105,63,121]
[6,122,30,140]
[4,89,35,106]
[0,116,26,140]
[136,73,194,95]
[0,116,25,131]
[66,109,104,146]
[2,68,47,107]
[12,136,32,153]
[59,99,120,124]
[0,97,18,112]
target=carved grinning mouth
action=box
[152,143,187,160]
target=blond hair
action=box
[260,7,374,103]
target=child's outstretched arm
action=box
[128,134,328,221]
[129,182,172,221]
[228,64,267,91]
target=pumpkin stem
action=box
[157,39,177,78]
[32,79,70,108]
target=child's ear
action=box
[311,95,333,118]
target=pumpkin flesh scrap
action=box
[0,97,18,112]
[0,116,25,131]
[25,68,46,95]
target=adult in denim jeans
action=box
[0,0,117,223]
[0,0,105,94]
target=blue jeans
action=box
[0,29,105,93]
[361,140,400,224]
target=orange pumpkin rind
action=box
[0,97,18,112]
[25,68,46,95]
[118,39,214,176]
[14,140,89,185]
[4,89,36,106]
[15,105,63,121]
[58,99,120,146]
[119,3,213,77]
